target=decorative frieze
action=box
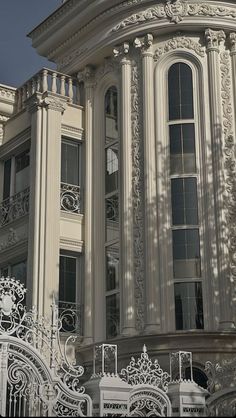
[113,2,236,32]
[205,28,226,52]
[0,228,27,252]
[154,35,205,59]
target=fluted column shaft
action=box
[83,74,95,345]
[120,53,136,335]
[205,29,234,329]
[136,35,160,333]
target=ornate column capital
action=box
[42,94,67,113]
[205,28,226,52]
[229,33,236,55]
[113,42,131,64]
[134,34,154,57]
[77,65,96,86]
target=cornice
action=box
[61,124,84,140]
[0,128,31,159]
[0,85,16,104]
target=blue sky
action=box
[0,1,62,87]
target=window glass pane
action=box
[105,87,118,144]
[173,229,201,278]
[168,63,194,120]
[3,159,11,200]
[170,124,196,174]
[175,282,204,330]
[15,150,30,193]
[59,256,76,303]
[171,178,198,225]
[61,141,79,185]
[105,146,118,194]
[11,260,27,286]
[0,266,9,277]
[105,194,119,242]
[106,293,120,339]
[106,244,119,292]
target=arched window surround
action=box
[93,73,121,341]
[154,51,218,333]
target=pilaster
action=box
[229,33,236,129]
[114,43,136,336]
[27,93,67,317]
[205,29,234,330]
[77,66,95,345]
[135,34,160,333]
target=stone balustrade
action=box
[16,68,81,112]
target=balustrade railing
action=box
[58,301,82,334]
[60,182,81,214]
[16,68,81,112]
[0,188,30,228]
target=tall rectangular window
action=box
[3,159,11,200]
[61,140,80,186]
[175,282,204,330]
[59,256,76,303]
[15,150,30,194]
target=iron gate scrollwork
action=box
[0,277,92,417]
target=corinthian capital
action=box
[113,42,130,59]
[77,65,96,85]
[229,33,236,55]
[205,28,226,52]
[134,34,154,56]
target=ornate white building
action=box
[1,0,236,390]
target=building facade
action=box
[1,0,236,386]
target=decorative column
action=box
[134,34,160,333]
[27,93,67,317]
[229,33,236,128]
[78,66,95,345]
[114,43,136,336]
[205,29,234,330]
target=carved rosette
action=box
[220,48,236,303]
[131,54,145,331]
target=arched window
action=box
[168,62,204,331]
[104,86,120,339]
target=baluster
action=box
[41,69,48,92]
[60,75,66,96]
[51,72,57,93]
[68,77,73,102]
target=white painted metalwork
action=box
[0,188,30,228]
[0,277,92,417]
[93,343,118,376]
[60,182,81,214]
[170,351,193,382]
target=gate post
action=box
[0,342,8,417]
[168,352,208,417]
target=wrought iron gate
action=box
[0,277,92,417]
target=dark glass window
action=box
[106,293,120,339]
[15,150,30,193]
[185,367,208,389]
[61,140,79,186]
[173,229,201,278]
[171,178,198,225]
[175,282,204,330]
[168,63,194,120]
[59,256,76,303]
[105,146,119,194]
[3,159,11,200]
[106,244,119,292]
[11,260,27,287]
[105,194,119,242]
[170,124,196,174]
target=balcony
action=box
[15,68,81,113]
[58,301,82,334]
[60,182,81,214]
[0,188,30,228]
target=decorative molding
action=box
[220,51,236,304]
[0,228,27,253]
[57,47,88,71]
[112,2,236,32]
[205,28,226,51]
[134,33,154,56]
[77,65,96,85]
[113,42,130,58]
[229,32,236,55]
[154,34,205,59]
[131,56,145,331]
[60,237,84,252]
[61,124,84,140]
[0,86,16,103]
[0,127,30,160]
[42,96,67,113]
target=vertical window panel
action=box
[106,293,120,339]
[106,244,119,292]
[61,140,79,186]
[168,63,194,120]
[59,256,76,303]
[3,159,11,200]
[171,178,198,225]
[15,150,30,194]
[172,229,201,278]
[175,282,204,330]
[170,124,196,174]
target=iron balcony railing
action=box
[0,188,30,228]
[58,301,82,334]
[60,182,81,214]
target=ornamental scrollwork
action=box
[120,345,170,391]
[154,35,205,59]
[0,187,30,228]
[60,182,81,214]
[112,2,236,32]
[0,277,26,334]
